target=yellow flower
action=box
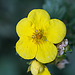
[27,60,51,75]
[16,9,66,63]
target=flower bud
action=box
[57,39,68,56]
[64,39,68,46]
[27,60,44,75]
[56,59,69,69]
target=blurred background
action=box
[0,0,75,75]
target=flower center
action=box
[32,29,47,44]
[36,33,42,39]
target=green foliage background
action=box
[0,0,75,75]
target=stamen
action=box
[32,29,47,44]
[36,34,42,39]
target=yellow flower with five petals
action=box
[16,9,66,63]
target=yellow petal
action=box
[47,19,66,44]
[16,38,37,59]
[16,18,34,38]
[28,9,50,30]
[36,41,57,63]
[38,67,51,75]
